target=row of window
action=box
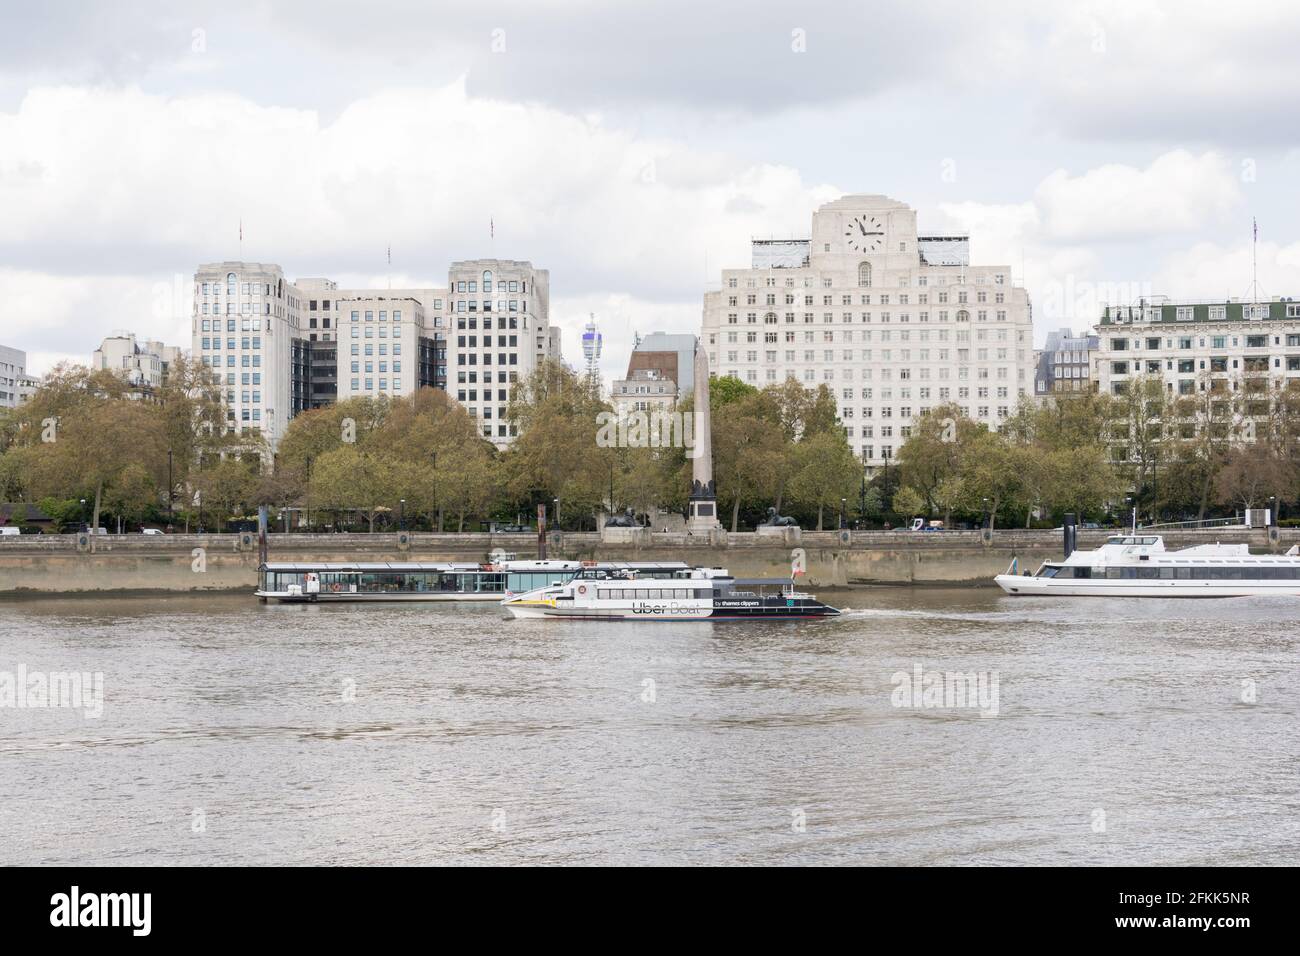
[724,273,1007,289]
[722,310,1011,325]
[199,280,274,296]
[590,588,712,600]
[1111,334,1300,351]
[200,337,262,350]
[842,408,1009,436]
[719,329,1016,343]
[1047,565,1300,580]
[348,310,404,322]
[350,361,402,373]
[724,350,1016,364]
[202,355,262,368]
[454,274,526,294]
[349,379,403,392]
[200,319,271,333]
[456,354,520,366]
[728,291,1007,306]
[1111,356,1300,375]
[721,368,1029,385]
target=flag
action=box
[1253,217,1257,241]
[387,244,391,266]
[239,219,242,242]
[490,218,494,239]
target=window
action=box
[858,261,872,287]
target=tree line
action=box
[3,361,1296,532]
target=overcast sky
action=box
[4,0,1300,381]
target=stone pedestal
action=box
[687,495,720,534]
[756,525,802,546]
[600,526,653,546]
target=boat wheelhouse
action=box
[256,560,691,602]
[995,535,1300,597]
[502,565,840,620]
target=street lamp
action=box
[399,498,406,531]
[1127,495,1137,534]
[167,449,174,528]
[840,497,847,530]
[79,498,87,533]
[553,497,560,531]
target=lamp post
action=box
[553,497,560,531]
[399,498,406,531]
[982,497,991,532]
[1127,495,1137,534]
[840,497,847,531]
[79,498,87,533]
[858,455,867,529]
[167,449,174,528]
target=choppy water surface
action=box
[1,589,1296,865]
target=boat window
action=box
[1137,567,1159,579]
[1039,566,1059,578]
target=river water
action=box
[0,589,1295,866]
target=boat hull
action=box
[256,591,502,603]
[995,574,1300,598]
[504,598,839,620]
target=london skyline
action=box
[3,0,1298,383]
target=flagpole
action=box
[1252,217,1258,309]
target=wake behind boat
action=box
[502,565,840,620]
[996,534,1300,597]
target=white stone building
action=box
[1094,297,1300,421]
[0,344,26,409]
[701,195,1034,468]
[91,333,184,389]
[193,258,558,450]
[193,261,307,449]
[447,259,561,445]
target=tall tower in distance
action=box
[582,313,602,388]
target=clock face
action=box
[845,215,885,253]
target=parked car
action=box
[0,526,22,537]
[909,518,944,532]
[140,528,164,535]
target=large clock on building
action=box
[845,214,885,253]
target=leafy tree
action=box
[309,446,397,533]
[787,430,859,529]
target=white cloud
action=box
[1034,151,1241,241]
[1152,240,1300,303]
[0,80,838,368]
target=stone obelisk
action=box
[687,338,721,532]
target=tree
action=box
[192,457,258,531]
[309,446,397,532]
[891,486,926,522]
[787,430,859,529]
[503,360,615,529]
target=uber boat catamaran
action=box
[995,535,1300,597]
[501,565,840,620]
[256,559,690,603]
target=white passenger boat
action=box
[256,560,690,602]
[995,535,1300,597]
[502,565,840,620]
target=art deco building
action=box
[193,258,558,450]
[701,195,1035,469]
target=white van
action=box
[0,526,21,536]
